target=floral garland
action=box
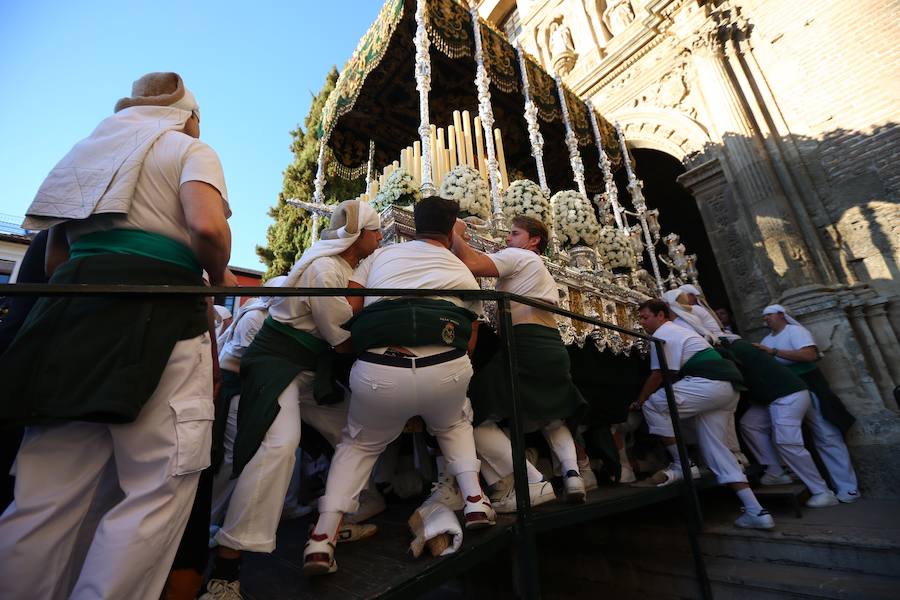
[551,190,600,248]
[597,225,635,272]
[439,165,491,220]
[502,179,551,225]
[371,168,421,212]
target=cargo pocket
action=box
[771,407,804,447]
[170,396,214,475]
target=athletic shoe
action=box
[302,534,337,576]
[806,491,839,508]
[650,462,700,487]
[336,522,378,542]
[423,474,464,511]
[760,472,793,486]
[463,494,496,529]
[199,579,242,600]
[345,488,386,524]
[563,470,586,504]
[836,489,861,503]
[492,481,557,513]
[734,508,775,530]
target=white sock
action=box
[313,511,343,540]
[543,421,579,475]
[455,470,483,501]
[665,444,682,470]
[736,487,764,514]
[525,460,545,484]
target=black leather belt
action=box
[358,348,467,368]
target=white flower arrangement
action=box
[597,225,636,272]
[551,190,600,248]
[439,165,491,220]
[372,168,421,212]
[502,179,551,225]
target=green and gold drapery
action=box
[523,53,561,123]
[426,0,472,59]
[480,21,520,95]
[563,86,593,147]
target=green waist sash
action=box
[71,229,201,274]
[343,298,476,353]
[720,339,807,405]
[680,347,746,390]
[786,361,818,376]
[468,323,587,429]
[232,317,339,477]
[0,253,207,427]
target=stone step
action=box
[555,551,900,600]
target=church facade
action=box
[477,0,900,496]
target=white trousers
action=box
[210,393,240,525]
[807,392,859,494]
[319,355,480,514]
[0,334,213,600]
[474,420,577,484]
[215,371,350,552]
[642,377,747,485]
[740,391,830,494]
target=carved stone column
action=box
[851,283,900,393]
[687,21,821,292]
[780,284,900,498]
[677,157,771,337]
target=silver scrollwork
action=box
[470,4,503,223]
[415,0,436,197]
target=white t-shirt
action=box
[649,320,711,371]
[218,306,268,371]
[761,324,817,366]
[268,255,354,347]
[351,240,483,316]
[692,304,726,337]
[488,247,559,326]
[67,130,230,248]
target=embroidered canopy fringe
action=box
[425,0,473,59]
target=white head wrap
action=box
[763,304,801,326]
[281,199,381,290]
[171,88,200,121]
[662,289,716,341]
[678,284,731,336]
[678,284,702,299]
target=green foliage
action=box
[255,66,365,279]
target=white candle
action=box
[448,126,458,171]
[462,110,474,168]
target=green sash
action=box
[231,317,339,477]
[468,324,587,429]
[680,347,746,390]
[344,298,477,353]
[212,369,243,473]
[786,362,818,376]
[720,338,807,405]
[70,229,202,274]
[0,253,207,427]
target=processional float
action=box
[291,0,703,354]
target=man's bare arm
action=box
[753,343,818,362]
[347,280,365,314]
[45,223,70,277]
[450,220,499,278]
[180,180,231,285]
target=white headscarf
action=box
[763,304,801,326]
[679,284,702,297]
[280,199,381,290]
[678,284,731,336]
[662,289,716,341]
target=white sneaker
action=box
[423,474,464,511]
[563,470,586,503]
[303,533,337,576]
[345,488,386,524]
[463,494,496,529]
[806,491,839,508]
[199,579,242,600]
[492,481,557,513]
[651,463,700,487]
[760,472,793,486]
[836,489,861,503]
[734,508,775,530]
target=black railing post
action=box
[655,339,712,600]
[499,295,541,600]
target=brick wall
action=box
[742,0,900,287]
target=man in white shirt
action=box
[0,72,232,600]
[304,196,494,576]
[202,200,382,598]
[632,300,774,530]
[755,304,859,503]
[452,216,585,511]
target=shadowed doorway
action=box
[615,148,732,316]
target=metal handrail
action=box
[0,283,711,599]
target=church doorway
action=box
[614,148,733,317]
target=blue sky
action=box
[0,0,383,270]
